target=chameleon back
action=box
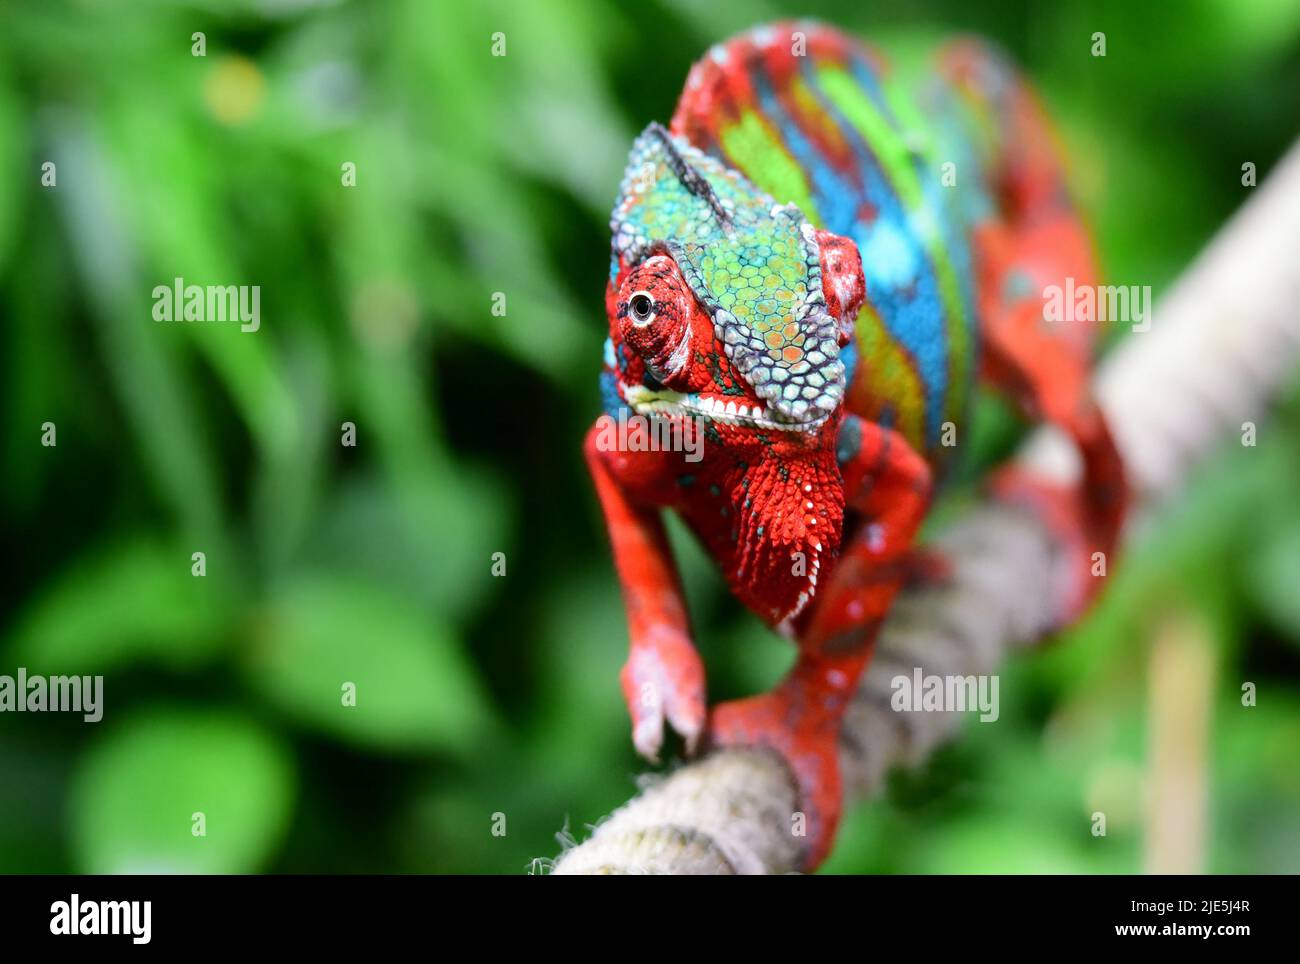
[670,22,991,477]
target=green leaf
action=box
[7,538,229,674]
[243,573,493,753]
[71,707,294,873]
[916,816,1107,874]
[310,464,508,624]
[50,109,225,538]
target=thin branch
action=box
[551,140,1300,875]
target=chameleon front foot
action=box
[707,686,845,871]
[621,628,707,762]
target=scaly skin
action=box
[586,21,1128,870]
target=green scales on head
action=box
[610,123,846,424]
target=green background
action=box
[1,0,1298,874]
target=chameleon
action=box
[585,21,1128,870]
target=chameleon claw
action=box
[621,628,707,763]
[666,697,705,757]
[631,705,667,763]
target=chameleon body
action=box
[587,22,1127,869]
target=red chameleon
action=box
[586,21,1127,870]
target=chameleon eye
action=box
[628,291,656,327]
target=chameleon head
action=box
[600,124,867,625]
[603,123,864,436]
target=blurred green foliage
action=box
[1,0,1298,874]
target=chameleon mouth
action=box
[621,383,830,432]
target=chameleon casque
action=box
[586,21,1127,869]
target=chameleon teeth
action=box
[621,384,826,433]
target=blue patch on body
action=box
[599,368,624,420]
[785,58,951,452]
[753,72,861,237]
[840,338,858,386]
